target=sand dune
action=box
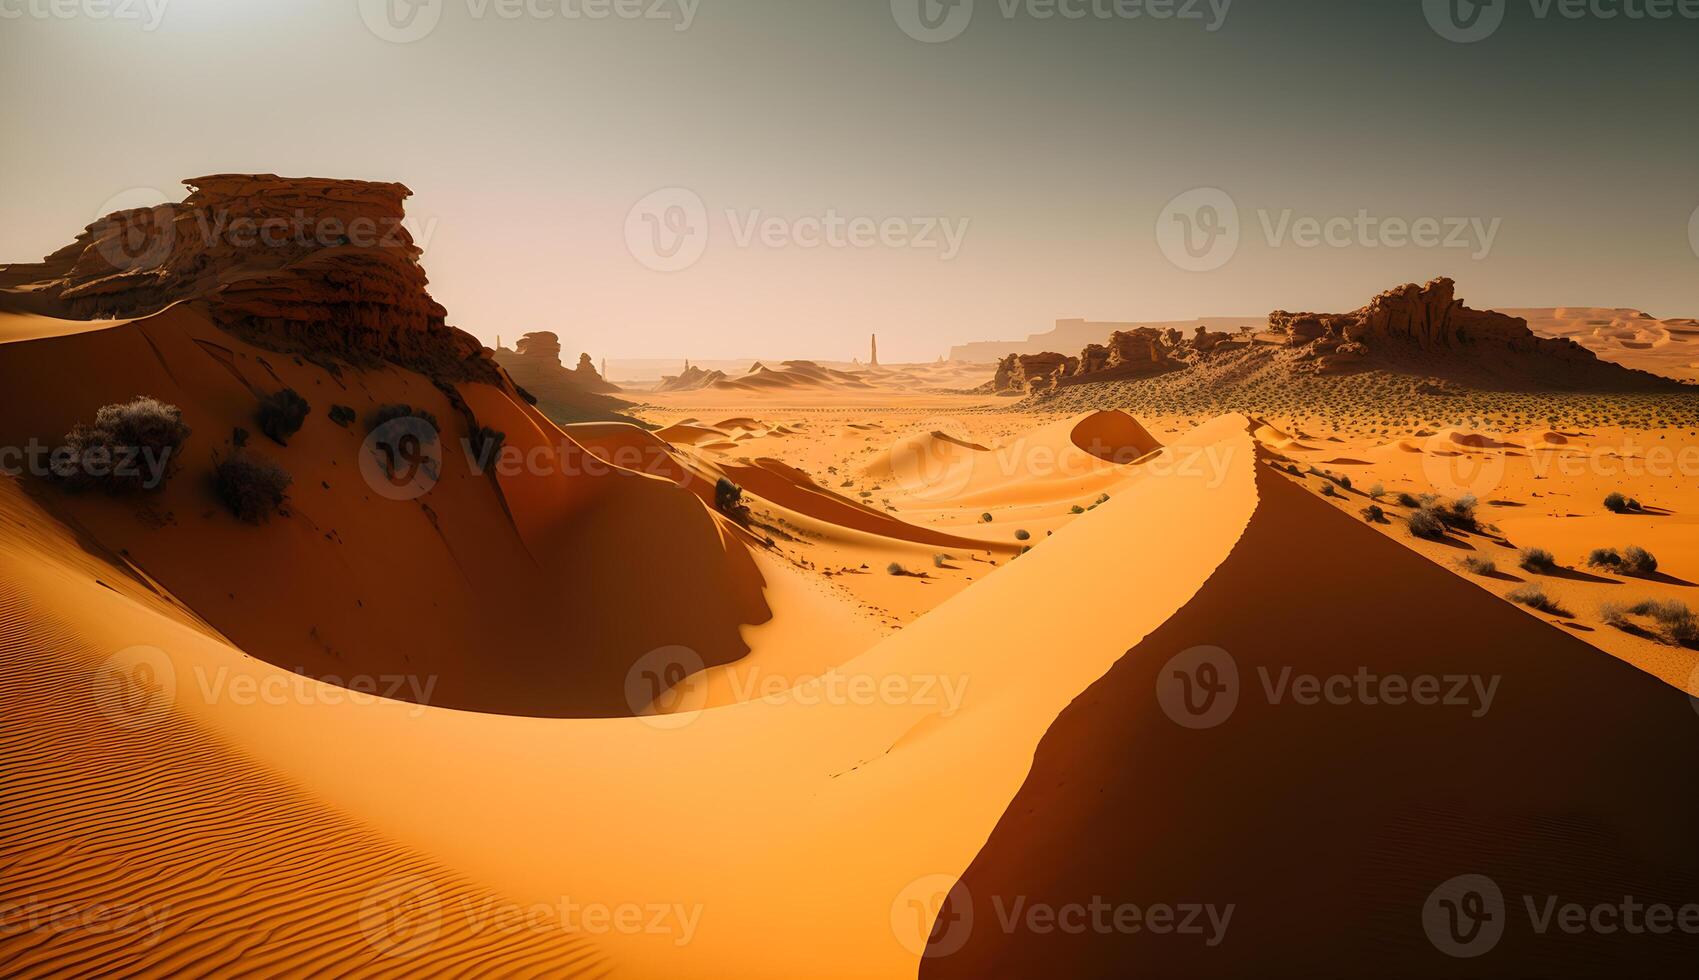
[0,304,772,717]
[0,417,1258,976]
[929,456,1699,977]
[5,407,1699,975]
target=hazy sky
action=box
[3,0,1697,362]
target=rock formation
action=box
[0,174,495,382]
[495,331,621,396]
[987,352,1077,395]
[1269,277,1598,369]
[984,326,1211,394]
[655,365,729,392]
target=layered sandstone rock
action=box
[1,174,494,381]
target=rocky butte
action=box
[0,175,497,383]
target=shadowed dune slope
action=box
[925,461,1699,978]
[0,306,770,718]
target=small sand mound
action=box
[1068,410,1162,464]
[657,423,733,446]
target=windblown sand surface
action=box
[5,322,1699,975]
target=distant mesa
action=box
[983,278,1689,396]
[951,316,1262,363]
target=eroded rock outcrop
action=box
[0,174,494,381]
[986,352,1077,395]
[656,365,729,393]
[495,332,620,395]
[1271,278,1589,360]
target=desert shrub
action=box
[467,426,506,471]
[1508,585,1567,616]
[369,404,440,440]
[886,562,907,576]
[53,396,191,493]
[1368,483,1386,500]
[328,404,357,427]
[1396,492,1422,509]
[1361,504,1386,523]
[1440,495,1480,532]
[1014,529,1031,541]
[1608,600,1698,647]
[1406,507,1447,541]
[1518,547,1558,573]
[1623,546,1659,576]
[1338,475,1352,490]
[367,405,441,476]
[215,451,291,524]
[1604,492,1641,514]
[1459,556,1497,576]
[1069,505,1085,515]
[980,512,993,523]
[714,477,743,513]
[256,388,310,445]
[1587,547,1623,570]
[932,553,950,568]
